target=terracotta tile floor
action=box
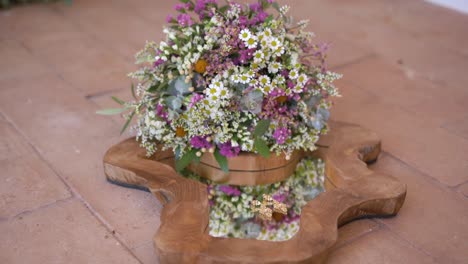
[1,0,467,263]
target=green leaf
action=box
[218,5,229,14]
[264,14,274,24]
[164,96,182,110]
[130,83,137,99]
[120,111,135,135]
[111,96,125,105]
[272,2,280,12]
[214,149,229,173]
[96,108,127,115]
[254,138,270,158]
[175,149,197,172]
[253,119,271,137]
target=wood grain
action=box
[103,121,407,263]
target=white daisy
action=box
[289,69,299,79]
[274,75,286,84]
[268,37,281,51]
[258,75,271,86]
[239,74,251,84]
[297,74,309,85]
[268,62,282,73]
[293,84,303,93]
[239,29,251,41]
[245,35,258,49]
[261,84,273,94]
[231,74,241,83]
[253,50,264,62]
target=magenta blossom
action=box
[219,141,240,157]
[190,136,212,149]
[218,185,241,196]
[273,127,291,145]
[156,104,169,122]
[166,15,174,23]
[177,13,193,27]
[189,93,204,108]
[174,3,185,11]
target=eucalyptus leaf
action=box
[254,138,270,158]
[175,149,198,172]
[309,117,324,131]
[240,89,263,114]
[214,149,229,173]
[253,119,271,137]
[317,108,330,121]
[306,95,321,109]
[96,108,127,115]
[168,76,191,96]
[164,96,182,110]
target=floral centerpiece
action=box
[101,0,341,171]
[100,0,342,241]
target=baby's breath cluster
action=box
[185,157,325,241]
[119,0,341,168]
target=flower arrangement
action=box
[185,157,325,241]
[100,0,341,171]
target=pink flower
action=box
[219,141,240,157]
[273,127,291,145]
[218,185,241,196]
[190,136,212,149]
[177,14,193,27]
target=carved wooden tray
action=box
[103,121,406,263]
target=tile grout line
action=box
[331,219,382,250]
[329,53,377,71]
[0,196,75,223]
[376,223,441,264]
[0,110,144,264]
[380,150,468,201]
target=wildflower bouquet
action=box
[108,0,341,171]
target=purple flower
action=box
[155,104,169,122]
[218,185,241,196]
[272,193,287,203]
[249,2,262,12]
[194,0,206,14]
[185,2,194,10]
[189,93,204,108]
[153,58,165,67]
[273,127,291,145]
[177,13,193,27]
[190,136,212,149]
[174,3,185,11]
[166,15,174,23]
[238,16,249,27]
[218,141,240,157]
[238,48,255,64]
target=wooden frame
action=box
[103,121,406,263]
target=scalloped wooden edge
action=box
[103,121,406,263]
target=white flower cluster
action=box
[205,157,325,241]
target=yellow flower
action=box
[175,127,187,137]
[194,59,208,74]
